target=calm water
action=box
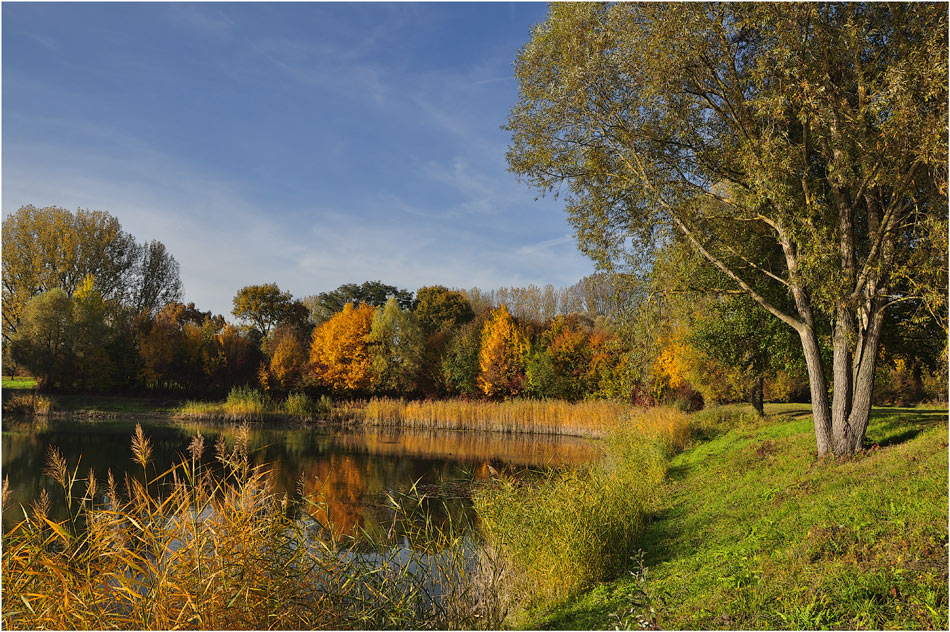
[1,417,599,534]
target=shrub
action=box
[2,391,53,416]
[224,385,264,419]
[283,391,314,417]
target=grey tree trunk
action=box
[798,325,833,458]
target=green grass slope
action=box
[526,404,949,630]
[1,376,37,390]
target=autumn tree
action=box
[477,305,528,399]
[367,297,425,395]
[309,303,375,394]
[260,324,308,394]
[506,3,948,457]
[232,283,307,339]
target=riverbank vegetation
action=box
[474,407,702,605]
[1,425,505,630]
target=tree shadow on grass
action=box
[869,407,948,421]
[865,429,922,449]
[865,408,947,448]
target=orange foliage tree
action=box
[477,305,528,399]
[309,302,375,394]
[260,325,308,394]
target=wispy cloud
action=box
[3,3,594,317]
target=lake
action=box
[1,417,599,535]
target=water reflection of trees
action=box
[2,419,598,537]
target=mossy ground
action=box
[522,404,949,630]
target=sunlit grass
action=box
[524,404,949,630]
[355,397,633,437]
[1,424,506,630]
[1,376,38,390]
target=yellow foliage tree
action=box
[477,305,528,399]
[309,303,375,393]
[652,325,692,395]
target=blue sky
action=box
[2,2,594,317]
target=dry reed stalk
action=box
[357,397,633,437]
[2,426,505,630]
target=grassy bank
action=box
[1,376,37,390]
[520,404,949,630]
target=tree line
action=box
[4,204,944,413]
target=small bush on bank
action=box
[283,391,314,417]
[224,385,264,418]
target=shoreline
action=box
[1,407,606,439]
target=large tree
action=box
[132,240,183,315]
[367,297,425,395]
[507,3,947,457]
[2,205,182,346]
[232,283,308,339]
[305,281,413,324]
[413,285,475,335]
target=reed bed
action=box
[357,398,632,438]
[1,425,507,630]
[474,407,694,605]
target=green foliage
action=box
[367,297,425,395]
[413,285,475,335]
[283,392,315,417]
[306,281,413,324]
[232,283,307,338]
[475,408,691,607]
[10,289,77,390]
[1,376,37,390]
[224,385,264,418]
[440,318,484,397]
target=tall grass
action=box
[474,407,696,605]
[177,388,333,422]
[1,425,507,630]
[357,397,632,437]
